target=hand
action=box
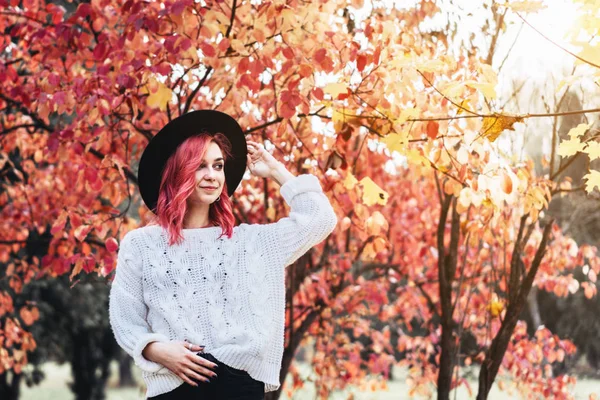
[246,140,282,179]
[145,341,218,386]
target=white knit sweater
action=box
[108,174,337,398]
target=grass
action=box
[19,361,600,400]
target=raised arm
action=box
[246,141,337,266]
[261,170,338,267]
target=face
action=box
[188,141,225,206]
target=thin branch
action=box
[514,12,600,69]
[417,69,482,117]
[497,21,524,74]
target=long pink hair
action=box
[148,132,236,246]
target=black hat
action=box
[137,110,247,214]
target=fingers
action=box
[247,141,264,154]
[192,353,218,371]
[183,367,213,384]
[185,354,218,383]
[183,342,204,352]
[178,370,202,386]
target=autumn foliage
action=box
[0,0,599,399]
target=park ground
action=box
[19,361,600,400]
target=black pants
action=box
[148,353,265,400]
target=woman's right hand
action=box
[144,341,218,386]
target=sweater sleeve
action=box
[108,231,170,373]
[260,174,338,267]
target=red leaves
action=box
[105,237,119,252]
[171,0,190,16]
[356,54,367,72]
[93,41,108,60]
[200,42,216,58]
[426,121,439,139]
[51,210,69,235]
[279,90,304,119]
[282,47,295,60]
[218,38,230,52]
[312,87,324,101]
[75,3,93,19]
[74,224,93,242]
[313,48,334,73]
[239,73,261,92]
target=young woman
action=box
[108,110,338,399]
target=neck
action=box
[183,204,211,229]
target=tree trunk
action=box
[476,220,554,399]
[527,286,542,329]
[436,194,460,400]
[118,353,136,387]
[0,370,21,400]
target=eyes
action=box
[198,163,224,171]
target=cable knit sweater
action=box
[108,174,337,398]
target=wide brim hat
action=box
[138,110,247,214]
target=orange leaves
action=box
[581,282,597,299]
[0,291,14,317]
[143,76,173,111]
[73,224,92,242]
[500,171,513,194]
[426,121,439,139]
[313,48,334,73]
[19,306,39,326]
[50,211,66,237]
[365,211,388,236]
[279,90,303,119]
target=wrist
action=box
[269,162,294,186]
[142,341,162,363]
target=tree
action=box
[0,1,599,400]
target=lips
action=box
[201,186,218,191]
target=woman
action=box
[108,110,338,399]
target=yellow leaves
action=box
[576,42,600,67]
[558,137,586,157]
[380,131,409,155]
[395,107,420,125]
[343,172,359,190]
[203,10,231,36]
[583,170,600,193]
[341,173,388,206]
[487,300,504,317]
[567,123,590,139]
[143,77,172,111]
[556,123,600,193]
[414,59,445,73]
[323,82,348,98]
[359,177,389,206]
[480,114,524,142]
[586,141,600,161]
[465,81,496,100]
[524,184,551,221]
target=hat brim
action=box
[138,110,247,213]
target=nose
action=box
[204,166,217,181]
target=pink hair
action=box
[148,132,236,246]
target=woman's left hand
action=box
[247,140,281,178]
